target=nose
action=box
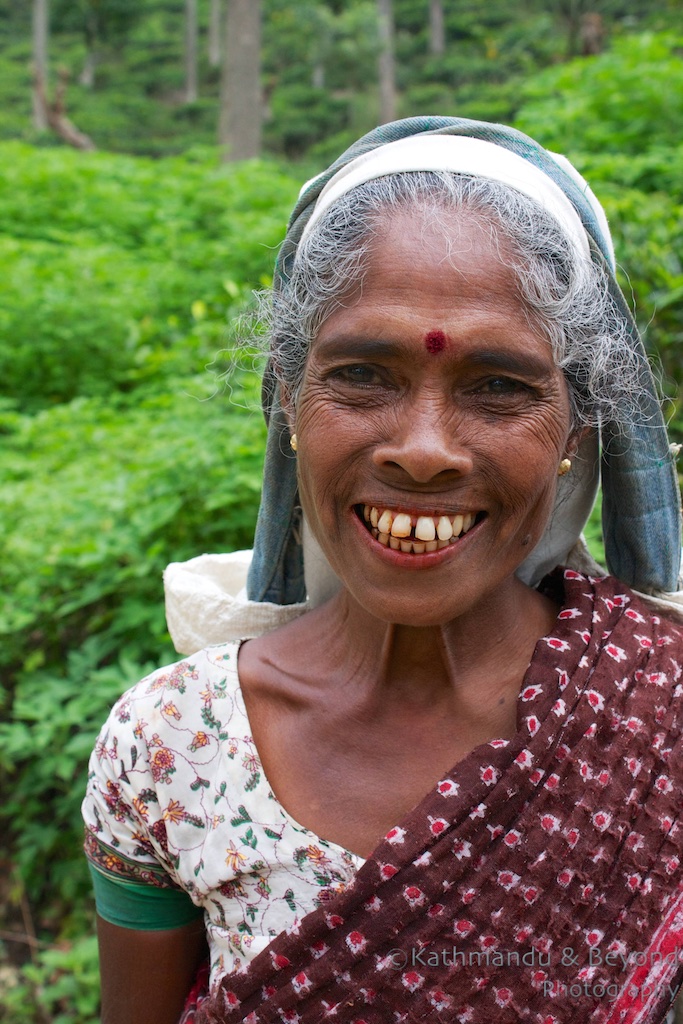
[371,394,474,484]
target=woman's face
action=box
[292,208,576,626]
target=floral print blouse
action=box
[82,642,365,985]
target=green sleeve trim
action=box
[88,863,204,931]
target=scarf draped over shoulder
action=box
[198,570,683,1024]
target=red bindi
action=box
[424,329,446,354]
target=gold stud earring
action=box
[558,458,572,476]
[290,434,298,452]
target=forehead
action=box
[313,207,553,364]
[365,206,517,302]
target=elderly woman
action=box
[83,117,683,1024]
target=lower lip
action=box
[352,511,483,568]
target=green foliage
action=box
[2,11,683,1024]
[515,32,683,425]
[0,376,268,954]
[0,378,266,667]
[0,0,677,160]
[0,383,267,1021]
[584,494,606,568]
[0,143,283,1022]
[0,933,100,1024]
[0,144,299,409]
[265,85,349,158]
[516,32,683,155]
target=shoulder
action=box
[86,642,251,808]
[101,642,245,746]
[84,642,246,818]
[596,575,683,644]
[83,641,250,885]
[569,571,683,635]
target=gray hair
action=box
[267,171,645,431]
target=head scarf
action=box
[247,116,681,606]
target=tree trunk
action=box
[35,67,96,150]
[580,12,605,56]
[219,0,262,161]
[312,62,325,89]
[208,0,222,67]
[429,0,445,56]
[79,49,96,88]
[377,0,396,125]
[32,0,49,130]
[184,0,199,103]
[555,0,584,57]
[79,6,99,88]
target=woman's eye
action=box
[335,365,380,385]
[481,376,528,395]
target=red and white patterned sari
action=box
[193,569,683,1024]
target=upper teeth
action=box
[362,506,476,544]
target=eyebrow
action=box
[315,337,554,378]
[314,337,404,361]
[466,349,554,378]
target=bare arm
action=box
[97,915,208,1024]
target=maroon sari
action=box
[195,570,683,1024]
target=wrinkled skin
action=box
[98,208,582,1024]
[238,209,581,857]
[294,210,576,629]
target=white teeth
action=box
[377,510,393,534]
[364,505,479,551]
[390,513,412,538]
[436,515,453,541]
[415,516,436,542]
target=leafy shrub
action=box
[0,368,268,979]
[515,32,683,156]
[0,144,298,409]
[0,372,266,677]
[514,34,683,429]
[265,84,350,158]
[0,933,99,1024]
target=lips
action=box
[358,504,484,554]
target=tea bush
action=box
[0,144,299,410]
[0,144,292,1022]
[516,32,683,427]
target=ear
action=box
[565,424,590,459]
[280,382,297,434]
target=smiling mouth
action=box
[356,505,485,554]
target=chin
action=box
[342,572,493,629]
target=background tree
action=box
[78,0,98,87]
[208,0,222,67]
[580,12,605,55]
[429,0,445,56]
[377,0,396,124]
[184,0,199,102]
[219,0,262,160]
[51,0,145,91]
[32,0,49,130]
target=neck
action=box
[289,574,560,735]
